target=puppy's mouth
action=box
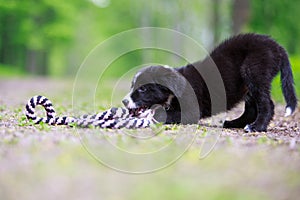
[129,105,149,116]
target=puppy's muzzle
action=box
[122,93,137,109]
[122,99,129,107]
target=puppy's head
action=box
[122,65,186,114]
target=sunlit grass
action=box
[0,64,25,77]
[271,56,300,102]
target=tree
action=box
[212,0,221,45]
[0,0,85,75]
[249,0,300,54]
[232,0,250,34]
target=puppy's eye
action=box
[137,86,147,93]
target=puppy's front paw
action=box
[244,124,253,132]
[244,124,266,132]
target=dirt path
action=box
[0,78,299,200]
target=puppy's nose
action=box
[122,99,129,106]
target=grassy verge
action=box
[0,64,25,77]
[272,56,300,102]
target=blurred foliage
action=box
[0,0,224,77]
[0,0,86,75]
[249,0,300,54]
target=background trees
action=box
[0,0,299,77]
[0,0,85,75]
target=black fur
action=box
[125,33,298,132]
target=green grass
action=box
[0,64,25,77]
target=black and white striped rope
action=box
[25,95,158,129]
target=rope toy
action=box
[25,95,158,129]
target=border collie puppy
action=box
[122,33,298,132]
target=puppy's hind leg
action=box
[240,60,275,132]
[223,94,257,128]
[243,82,275,132]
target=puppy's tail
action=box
[280,50,297,117]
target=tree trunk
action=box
[25,49,48,75]
[0,15,15,66]
[232,0,250,34]
[212,0,221,46]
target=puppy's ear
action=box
[154,66,187,98]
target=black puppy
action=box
[122,33,298,132]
